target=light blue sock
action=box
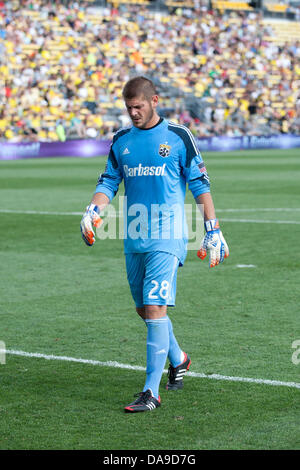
[167,316,184,368]
[143,317,169,399]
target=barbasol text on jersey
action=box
[123,163,166,177]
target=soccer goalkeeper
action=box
[80,76,229,413]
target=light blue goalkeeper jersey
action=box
[95,118,210,265]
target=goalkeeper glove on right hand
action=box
[197,219,229,268]
[80,203,102,246]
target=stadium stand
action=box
[0,0,299,141]
[211,1,254,12]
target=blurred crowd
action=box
[0,0,299,142]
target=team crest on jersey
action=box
[158,143,171,158]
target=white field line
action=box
[218,208,300,212]
[0,209,82,216]
[236,264,256,268]
[1,208,300,225]
[1,208,300,215]
[220,218,300,225]
[3,349,300,390]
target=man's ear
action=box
[151,94,159,108]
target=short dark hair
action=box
[122,76,157,100]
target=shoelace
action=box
[133,391,151,403]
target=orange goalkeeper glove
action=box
[80,204,102,246]
[197,219,229,268]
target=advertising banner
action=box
[0,135,299,160]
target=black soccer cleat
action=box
[124,389,161,413]
[166,352,191,390]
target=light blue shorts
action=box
[125,251,180,308]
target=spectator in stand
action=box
[0,0,299,142]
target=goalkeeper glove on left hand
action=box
[80,204,102,246]
[197,219,229,268]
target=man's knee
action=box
[137,305,167,320]
[136,307,145,319]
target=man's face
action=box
[124,94,159,129]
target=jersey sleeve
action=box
[179,129,210,198]
[95,145,123,201]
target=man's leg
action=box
[125,253,189,412]
[138,305,169,400]
[124,305,167,412]
[167,316,185,367]
[137,307,184,369]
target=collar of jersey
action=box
[131,117,165,133]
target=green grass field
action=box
[0,148,300,451]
